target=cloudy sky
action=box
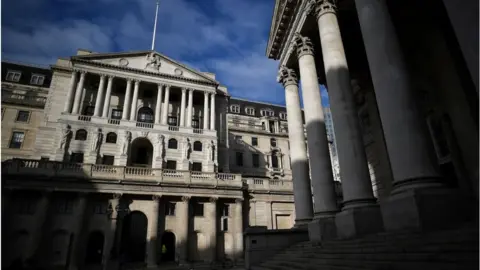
[2,0,329,106]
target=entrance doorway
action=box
[128,138,153,167]
[160,231,176,262]
[84,231,104,265]
[120,211,148,263]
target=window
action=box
[168,138,178,149]
[16,110,30,122]
[192,162,202,172]
[83,106,94,116]
[261,122,266,130]
[270,138,277,147]
[166,160,177,170]
[221,217,229,231]
[70,153,84,163]
[230,105,240,113]
[6,70,21,82]
[55,198,74,214]
[193,141,202,151]
[75,129,88,141]
[235,152,243,166]
[222,204,230,217]
[168,116,178,126]
[192,119,199,129]
[93,202,106,214]
[105,132,117,143]
[143,89,154,99]
[111,109,122,120]
[165,202,176,216]
[234,135,242,142]
[137,107,154,123]
[260,109,274,117]
[271,151,279,168]
[279,112,287,120]
[30,74,45,85]
[9,132,25,149]
[245,107,255,115]
[251,137,258,146]
[193,203,204,217]
[252,153,260,168]
[102,155,114,165]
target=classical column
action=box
[155,84,163,124]
[68,193,88,270]
[129,80,140,121]
[102,76,114,118]
[180,88,187,127]
[71,71,87,114]
[122,79,133,120]
[93,75,106,117]
[234,198,244,262]
[147,195,161,267]
[207,197,217,262]
[203,92,209,130]
[210,93,216,130]
[186,89,194,127]
[64,71,78,113]
[104,193,121,270]
[277,66,314,226]
[161,85,170,125]
[28,191,52,260]
[178,196,190,263]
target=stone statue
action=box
[92,128,103,153]
[183,138,191,160]
[122,131,132,155]
[211,140,216,162]
[157,134,165,160]
[206,140,215,162]
[145,52,161,71]
[59,125,72,150]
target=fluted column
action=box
[234,198,243,262]
[102,76,114,118]
[178,196,190,263]
[93,75,106,117]
[186,89,194,127]
[147,195,161,267]
[155,84,163,124]
[278,66,314,226]
[180,88,187,127]
[161,85,170,125]
[207,197,217,262]
[122,79,133,120]
[209,93,216,130]
[64,71,78,113]
[203,92,209,130]
[129,80,140,121]
[71,71,86,114]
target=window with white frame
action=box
[6,70,21,82]
[230,105,240,113]
[245,107,255,116]
[260,109,274,117]
[279,112,287,120]
[9,131,25,149]
[30,74,45,85]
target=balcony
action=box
[228,121,288,136]
[2,159,242,189]
[244,178,293,193]
[1,90,47,108]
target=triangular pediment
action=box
[72,50,218,84]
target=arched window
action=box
[75,129,88,141]
[168,138,178,149]
[270,138,277,147]
[137,107,154,123]
[193,141,202,151]
[105,132,117,143]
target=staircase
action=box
[252,224,478,270]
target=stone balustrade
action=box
[244,178,293,192]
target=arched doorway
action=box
[128,138,153,167]
[160,231,176,263]
[84,231,104,265]
[120,211,148,263]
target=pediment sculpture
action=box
[145,52,161,72]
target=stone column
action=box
[64,71,78,113]
[293,34,338,241]
[155,84,163,124]
[234,199,243,262]
[207,197,217,262]
[68,193,88,270]
[71,71,87,114]
[178,196,190,263]
[180,88,187,127]
[161,86,171,125]
[277,66,314,227]
[186,89,194,127]
[104,193,121,270]
[210,93,216,130]
[102,76,114,118]
[147,195,161,267]
[93,75,106,117]
[203,92,209,130]
[129,80,140,121]
[28,191,52,260]
[122,79,132,120]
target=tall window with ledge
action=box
[260,109,274,117]
[83,106,94,116]
[245,107,255,116]
[279,112,287,120]
[75,129,88,141]
[110,109,122,120]
[105,132,117,143]
[193,141,202,151]
[270,138,277,147]
[230,105,240,114]
[137,107,154,123]
[271,150,279,168]
[168,138,178,149]
[220,204,229,231]
[192,118,200,128]
[167,116,178,126]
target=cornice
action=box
[278,0,310,66]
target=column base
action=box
[308,216,337,242]
[335,205,384,239]
[381,187,471,232]
[294,218,312,230]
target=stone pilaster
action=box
[155,84,163,124]
[94,75,106,117]
[234,198,244,262]
[178,196,190,263]
[64,71,78,113]
[161,85,170,125]
[203,92,209,130]
[147,195,161,267]
[71,71,86,114]
[129,80,140,121]
[68,193,89,270]
[187,89,194,127]
[102,76,114,118]
[122,79,132,120]
[180,88,187,127]
[207,197,217,262]
[210,93,216,130]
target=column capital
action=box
[79,70,88,75]
[235,198,244,204]
[209,197,218,203]
[107,75,115,80]
[181,196,191,202]
[157,83,164,88]
[152,194,162,201]
[72,68,81,73]
[126,78,133,83]
[277,66,298,87]
[134,79,141,85]
[165,84,171,89]
[99,74,107,79]
[204,91,209,97]
[293,33,315,58]
[181,87,187,93]
[112,193,122,200]
[308,0,337,19]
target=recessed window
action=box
[93,202,106,214]
[279,112,287,120]
[222,204,230,217]
[260,109,274,117]
[102,155,114,165]
[252,153,260,168]
[192,119,200,129]
[221,217,229,231]
[235,152,243,166]
[6,70,21,82]
[270,138,277,147]
[168,138,178,149]
[83,106,94,116]
[30,74,45,85]
[165,202,176,216]
[75,129,88,141]
[137,107,154,123]
[111,109,122,120]
[192,162,202,172]
[193,203,204,217]
[245,107,255,115]
[9,131,25,149]
[105,132,117,143]
[143,89,154,99]
[251,137,258,146]
[55,198,74,214]
[230,105,240,113]
[166,160,177,170]
[70,152,84,163]
[168,116,178,126]
[234,135,242,142]
[193,141,202,151]
[16,110,30,122]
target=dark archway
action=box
[84,231,104,265]
[160,231,176,263]
[128,138,153,167]
[120,211,148,263]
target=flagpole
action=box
[151,0,160,50]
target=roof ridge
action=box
[2,60,51,70]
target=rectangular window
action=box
[251,137,258,146]
[222,204,230,217]
[236,152,243,166]
[6,70,21,82]
[252,153,260,168]
[221,217,229,231]
[168,116,178,126]
[234,135,242,141]
[111,109,122,119]
[30,74,45,85]
[192,119,200,128]
[165,202,176,216]
[83,106,95,116]
[70,152,84,163]
[55,198,74,214]
[279,112,287,120]
[193,203,204,217]
[245,107,255,115]
[16,110,30,122]
[93,202,106,214]
[191,162,202,172]
[9,131,25,149]
[166,160,177,170]
[102,155,114,165]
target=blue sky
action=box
[2,0,330,107]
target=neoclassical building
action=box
[1,51,297,269]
